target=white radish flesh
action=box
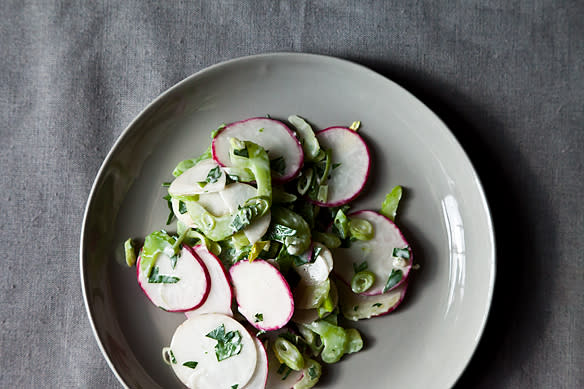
[312,127,371,206]
[243,337,269,389]
[184,245,233,318]
[137,246,210,312]
[169,159,226,196]
[333,210,412,295]
[212,117,304,182]
[229,260,294,331]
[220,182,271,244]
[169,313,257,389]
[337,279,408,321]
[294,243,333,285]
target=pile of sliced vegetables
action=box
[124,115,413,389]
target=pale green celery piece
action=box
[297,168,314,195]
[273,337,304,371]
[349,218,374,240]
[231,231,251,249]
[297,325,324,357]
[312,231,341,249]
[185,200,238,241]
[293,357,322,389]
[317,293,335,318]
[333,209,349,239]
[317,185,328,203]
[305,320,349,364]
[344,328,363,354]
[272,186,297,203]
[124,238,136,267]
[140,230,177,277]
[298,279,330,309]
[316,149,332,184]
[228,138,272,204]
[271,206,311,255]
[288,115,321,161]
[351,270,376,293]
[380,185,403,221]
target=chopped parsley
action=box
[182,361,198,369]
[169,253,179,270]
[169,349,177,364]
[332,162,342,170]
[353,305,359,311]
[258,127,264,133]
[148,266,180,284]
[233,148,249,158]
[393,247,411,259]
[383,269,403,292]
[206,324,243,361]
[178,200,187,214]
[372,303,383,308]
[231,385,239,389]
[254,313,263,322]
[161,181,171,187]
[353,260,368,273]
[264,223,297,243]
[162,194,174,225]
[206,166,222,183]
[277,363,292,380]
[270,156,286,176]
[308,365,318,380]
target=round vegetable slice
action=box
[137,246,210,312]
[229,259,294,331]
[184,245,233,318]
[168,313,257,389]
[212,117,304,182]
[333,210,412,295]
[243,336,269,389]
[337,279,408,321]
[310,127,371,206]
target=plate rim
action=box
[79,52,496,389]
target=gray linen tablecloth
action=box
[1,1,582,388]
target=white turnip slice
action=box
[220,182,271,244]
[229,259,294,331]
[168,313,257,389]
[337,279,408,321]
[184,245,233,318]
[137,246,210,312]
[311,127,371,206]
[333,210,412,295]
[212,117,303,182]
[169,159,226,196]
[243,337,269,389]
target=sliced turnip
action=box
[220,182,271,244]
[311,127,370,206]
[294,243,333,284]
[184,245,233,318]
[229,259,294,331]
[212,117,303,182]
[243,337,269,389]
[337,279,408,321]
[168,159,226,196]
[168,313,257,388]
[333,210,412,295]
[137,246,210,312]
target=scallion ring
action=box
[349,218,374,240]
[351,270,376,293]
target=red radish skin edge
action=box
[229,259,295,331]
[372,280,409,317]
[136,248,211,312]
[183,244,233,317]
[308,127,371,207]
[333,210,413,295]
[211,117,304,183]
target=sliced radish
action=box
[338,279,408,321]
[220,182,271,244]
[311,127,371,206]
[229,259,294,331]
[168,313,257,388]
[212,117,303,182]
[137,246,210,312]
[292,281,338,324]
[265,337,303,388]
[184,245,233,318]
[172,192,229,227]
[243,337,269,389]
[333,210,412,295]
[294,243,333,284]
[169,159,226,196]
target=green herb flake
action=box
[169,253,179,270]
[349,120,361,131]
[308,365,318,380]
[233,148,249,158]
[161,181,171,187]
[277,363,287,374]
[182,361,198,369]
[163,194,174,225]
[258,127,264,133]
[148,266,180,284]
[254,313,264,322]
[353,305,359,311]
[381,185,403,221]
[383,269,403,292]
[372,303,383,308]
[332,162,342,170]
[393,247,411,259]
[270,156,286,176]
[211,124,225,138]
[264,223,297,243]
[197,181,208,188]
[169,349,177,364]
[178,200,188,214]
[231,385,239,389]
[206,166,222,183]
[205,324,243,361]
[278,363,293,380]
[353,260,368,273]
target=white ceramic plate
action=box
[80,53,495,389]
